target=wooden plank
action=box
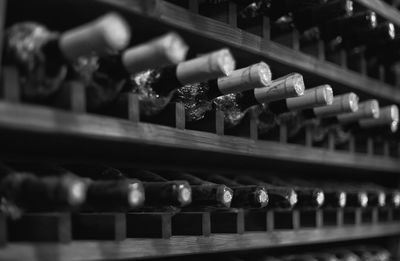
[355,0,400,28]
[0,102,398,173]
[0,0,7,84]
[1,224,400,261]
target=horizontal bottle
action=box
[263,85,333,123]
[77,32,189,111]
[322,99,380,127]
[204,174,269,208]
[120,169,192,208]
[328,22,395,51]
[212,73,305,128]
[282,254,318,261]
[345,190,369,208]
[4,13,131,101]
[261,176,325,209]
[319,11,377,41]
[0,164,87,214]
[122,48,236,117]
[235,175,298,209]
[175,62,272,121]
[292,0,353,32]
[159,171,233,208]
[386,190,400,208]
[358,105,399,133]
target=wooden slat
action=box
[0,0,7,83]
[1,224,400,261]
[101,0,400,104]
[0,102,398,173]
[355,0,400,28]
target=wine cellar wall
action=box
[1,0,400,261]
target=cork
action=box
[60,13,131,61]
[122,32,188,74]
[254,73,304,103]
[286,84,333,111]
[217,61,271,94]
[313,92,359,118]
[337,99,380,124]
[176,48,236,85]
[359,105,399,132]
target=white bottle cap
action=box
[359,105,399,132]
[176,48,236,85]
[286,84,333,111]
[217,61,271,94]
[122,32,188,74]
[313,92,359,118]
[337,99,380,124]
[60,13,131,61]
[254,73,304,103]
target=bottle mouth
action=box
[256,188,269,207]
[218,186,233,207]
[163,32,189,65]
[315,190,325,206]
[368,100,380,119]
[392,192,400,207]
[68,179,87,206]
[289,190,298,207]
[98,13,131,51]
[378,192,386,207]
[347,92,359,112]
[359,192,369,207]
[215,48,236,76]
[323,85,334,106]
[388,23,396,40]
[257,62,272,86]
[128,182,145,207]
[369,12,377,28]
[338,191,347,208]
[345,0,354,15]
[178,183,192,206]
[289,73,305,96]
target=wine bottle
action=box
[282,254,318,261]
[259,85,333,137]
[213,73,305,128]
[159,171,233,208]
[261,176,325,209]
[120,48,236,117]
[345,189,369,208]
[4,13,131,102]
[117,169,192,208]
[235,176,298,209]
[0,164,87,214]
[387,190,400,208]
[319,11,377,42]
[291,0,353,32]
[355,183,386,207]
[328,22,395,51]
[329,250,362,261]
[204,174,269,208]
[74,32,189,111]
[175,61,272,122]
[358,105,399,133]
[311,253,341,261]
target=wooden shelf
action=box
[1,223,400,261]
[0,101,398,173]
[96,0,400,104]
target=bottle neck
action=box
[148,65,181,97]
[236,90,260,112]
[206,79,225,100]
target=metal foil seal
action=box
[213,93,246,128]
[175,82,213,122]
[4,22,66,100]
[129,69,175,116]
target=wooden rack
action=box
[2,0,400,260]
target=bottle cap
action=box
[122,32,188,74]
[178,182,192,206]
[217,61,271,94]
[337,99,380,124]
[286,84,333,111]
[66,176,87,206]
[127,181,145,208]
[217,185,233,208]
[339,191,347,208]
[60,13,131,61]
[254,73,304,103]
[176,48,236,85]
[289,189,298,207]
[313,92,358,118]
[256,187,269,208]
[359,191,368,207]
[359,105,399,132]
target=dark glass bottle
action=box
[160,171,233,208]
[204,174,269,208]
[4,13,131,102]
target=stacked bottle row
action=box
[2,12,398,154]
[173,0,400,85]
[1,163,399,217]
[188,245,392,261]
